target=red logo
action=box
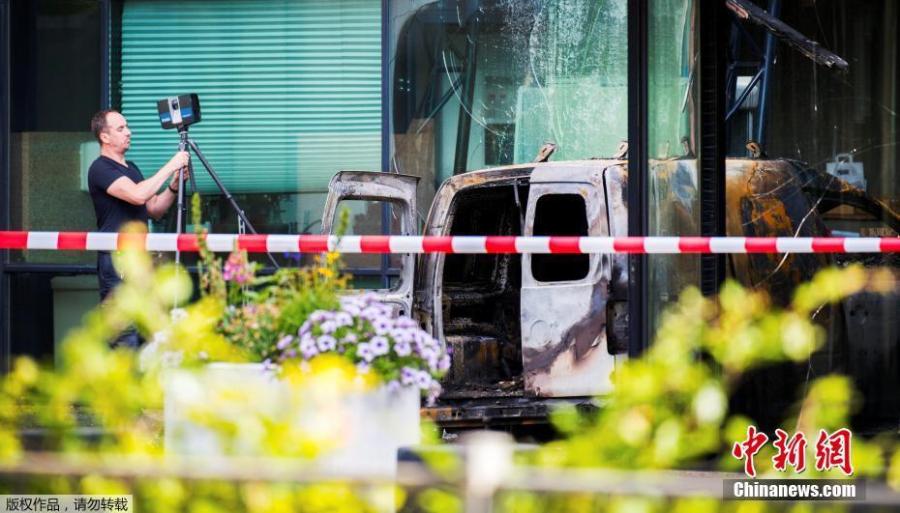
[732,426,854,477]
[772,428,807,473]
[732,425,769,478]
[814,428,854,476]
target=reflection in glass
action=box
[647,0,700,326]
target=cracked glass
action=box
[725,0,899,426]
[389,0,627,206]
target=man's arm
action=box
[105,151,189,206]
[145,169,190,220]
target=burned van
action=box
[321,158,899,431]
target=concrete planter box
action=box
[164,362,420,476]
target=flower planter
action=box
[164,362,421,476]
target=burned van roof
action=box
[440,160,626,191]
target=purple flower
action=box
[370,336,389,356]
[357,343,375,362]
[437,354,451,372]
[356,362,370,374]
[342,332,358,344]
[335,312,353,327]
[426,382,442,406]
[395,317,417,329]
[400,366,417,386]
[386,380,402,394]
[320,320,338,334]
[415,370,433,389]
[393,341,412,357]
[361,307,382,321]
[391,328,414,344]
[276,335,294,350]
[316,335,337,352]
[310,310,331,323]
[419,346,438,362]
[372,316,392,335]
[300,335,318,359]
[298,320,312,336]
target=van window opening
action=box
[531,193,590,282]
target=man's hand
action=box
[168,166,191,191]
[165,151,190,174]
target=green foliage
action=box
[470,265,899,513]
[188,194,348,362]
[528,266,894,474]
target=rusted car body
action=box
[322,158,898,430]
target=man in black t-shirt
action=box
[88,109,189,347]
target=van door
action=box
[520,163,616,397]
[321,171,419,316]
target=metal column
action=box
[627,0,649,357]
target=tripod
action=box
[173,127,279,268]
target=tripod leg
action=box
[175,168,185,266]
[186,137,280,269]
[187,157,197,193]
[175,130,190,266]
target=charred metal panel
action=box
[603,163,631,306]
[726,0,848,70]
[422,396,601,430]
[322,171,419,314]
[417,164,534,343]
[521,162,616,397]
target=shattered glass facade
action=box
[389,0,627,209]
[724,0,899,428]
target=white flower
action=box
[317,335,337,352]
[357,343,375,362]
[170,308,188,322]
[372,317,392,335]
[320,320,338,334]
[394,341,412,357]
[361,307,382,321]
[299,335,318,359]
[370,336,390,356]
[335,312,354,327]
[415,370,433,389]
[395,317,417,329]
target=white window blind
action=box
[120,0,382,194]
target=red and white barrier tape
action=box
[0,231,897,254]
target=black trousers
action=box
[97,252,142,349]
